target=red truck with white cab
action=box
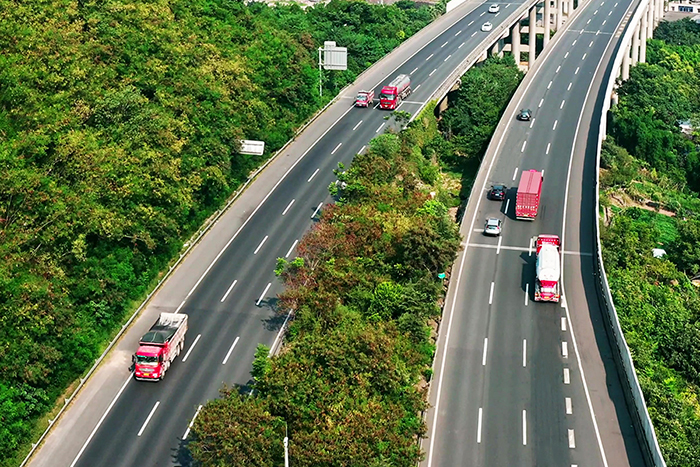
[535,235,561,302]
[515,170,543,220]
[355,89,375,107]
[133,313,188,381]
[379,74,411,110]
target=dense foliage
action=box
[0,0,439,463]
[190,55,523,465]
[601,18,700,466]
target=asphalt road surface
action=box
[26,2,551,467]
[422,0,649,466]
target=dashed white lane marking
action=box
[331,142,342,154]
[455,30,462,36]
[561,316,567,331]
[504,198,510,214]
[311,202,323,218]
[222,336,240,365]
[221,279,238,302]
[477,408,483,443]
[441,41,449,48]
[546,143,551,154]
[497,236,503,254]
[575,66,580,74]
[562,341,569,358]
[282,198,295,215]
[566,397,573,414]
[590,40,594,46]
[512,167,519,180]
[471,31,477,37]
[256,283,271,306]
[565,51,569,58]
[567,82,572,90]
[182,405,203,440]
[568,429,576,448]
[582,53,587,60]
[522,339,527,367]
[602,19,607,26]
[480,11,486,16]
[253,235,268,255]
[489,282,494,304]
[560,100,565,109]
[482,338,488,365]
[522,410,527,445]
[181,334,201,363]
[564,367,571,384]
[285,239,298,258]
[547,80,552,89]
[429,68,437,77]
[444,54,452,62]
[138,401,160,437]
[426,53,434,61]
[352,120,362,131]
[459,42,466,48]
[468,20,475,25]
[411,67,419,74]
[594,8,598,14]
[376,123,385,133]
[572,39,577,45]
[587,18,591,24]
[525,284,529,306]
[414,84,422,92]
[307,168,320,182]
[553,120,558,130]
[530,118,535,129]
[538,98,544,107]
[521,141,527,152]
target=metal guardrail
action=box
[594,0,666,464]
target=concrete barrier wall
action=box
[594,0,666,464]
[446,0,467,13]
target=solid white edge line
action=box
[175,300,186,313]
[221,279,238,302]
[482,338,488,366]
[182,404,203,440]
[566,397,573,414]
[359,145,366,154]
[222,336,240,365]
[256,283,272,306]
[69,376,132,467]
[311,202,323,218]
[522,339,527,367]
[181,334,201,363]
[331,142,342,154]
[477,408,483,443]
[268,309,294,356]
[137,401,160,437]
[253,235,268,255]
[307,168,320,182]
[522,410,527,445]
[282,198,295,215]
[496,235,502,254]
[489,282,494,305]
[285,239,299,258]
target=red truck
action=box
[379,74,411,110]
[515,170,543,220]
[355,89,375,107]
[133,313,188,381]
[534,234,561,302]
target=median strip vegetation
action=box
[190,56,523,465]
[600,18,700,466]
[0,0,442,464]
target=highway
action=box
[26,2,548,467]
[422,0,649,466]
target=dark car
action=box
[517,108,532,121]
[488,184,507,201]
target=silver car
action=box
[481,22,493,32]
[484,217,502,236]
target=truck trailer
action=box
[379,74,411,110]
[534,234,561,302]
[133,313,188,381]
[515,170,543,220]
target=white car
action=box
[488,4,500,13]
[481,22,493,32]
[484,217,502,236]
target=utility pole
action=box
[284,423,289,467]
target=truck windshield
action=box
[380,93,395,100]
[136,355,158,365]
[356,94,367,101]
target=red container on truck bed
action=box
[379,74,411,110]
[515,170,543,220]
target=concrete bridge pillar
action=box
[622,44,631,80]
[556,0,563,29]
[631,24,640,65]
[529,5,537,67]
[639,12,647,63]
[491,40,500,56]
[511,21,521,66]
[544,0,551,47]
[646,3,654,40]
[656,0,663,25]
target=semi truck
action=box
[133,313,188,381]
[379,74,411,110]
[534,234,561,302]
[515,170,543,220]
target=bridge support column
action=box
[529,5,537,67]
[656,0,663,25]
[621,44,630,81]
[631,24,640,66]
[556,0,563,29]
[491,40,500,57]
[477,49,488,63]
[639,12,647,63]
[511,22,521,66]
[544,0,551,47]
[650,0,657,27]
[646,3,654,40]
